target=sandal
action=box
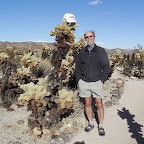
[98,127,105,136]
[85,124,94,132]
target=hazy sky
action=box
[0,0,144,49]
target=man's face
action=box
[84,32,95,47]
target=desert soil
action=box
[0,69,144,144]
[68,70,144,144]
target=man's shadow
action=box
[118,107,144,144]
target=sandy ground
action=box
[68,71,144,144]
[0,69,144,144]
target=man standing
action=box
[75,31,111,136]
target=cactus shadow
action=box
[74,141,85,144]
[117,107,144,144]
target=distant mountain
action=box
[0,41,57,51]
[0,41,134,55]
[105,48,135,56]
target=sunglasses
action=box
[67,22,76,26]
[85,35,93,39]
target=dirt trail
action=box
[68,71,144,144]
[0,70,144,144]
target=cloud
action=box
[88,0,103,6]
[97,41,104,46]
[29,40,47,42]
[103,12,111,15]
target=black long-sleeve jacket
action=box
[74,44,111,83]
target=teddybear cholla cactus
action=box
[0,52,9,64]
[59,50,75,83]
[54,88,75,109]
[20,52,40,69]
[16,66,31,79]
[18,76,50,106]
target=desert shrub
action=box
[110,44,144,78]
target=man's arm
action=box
[100,49,112,82]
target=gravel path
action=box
[68,76,144,144]
[0,70,144,144]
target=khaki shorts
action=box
[78,79,104,99]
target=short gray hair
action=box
[84,30,95,38]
